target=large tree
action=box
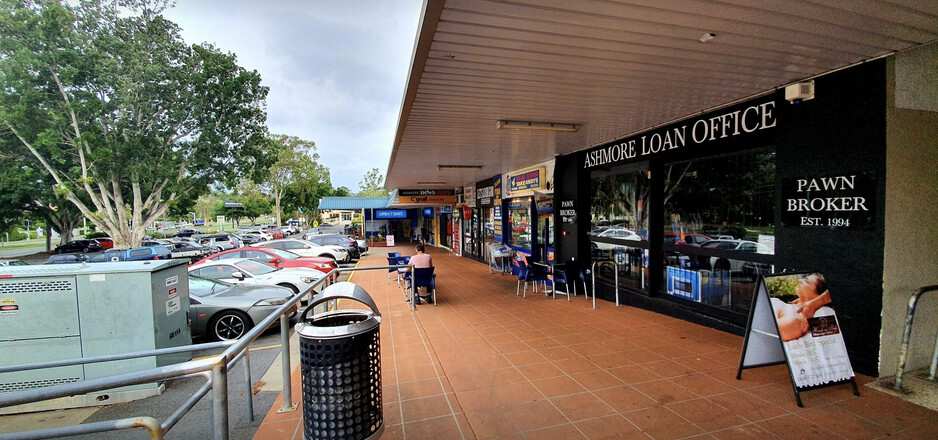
[356,168,389,197]
[265,135,329,227]
[0,0,271,248]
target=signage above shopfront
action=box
[464,183,476,208]
[399,189,456,204]
[781,172,875,230]
[375,209,407,219]
[509,167,546,192]
[583,100,778,169]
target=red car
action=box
[664,233,712,245]
[192,247,337,274]
[94,237,114,249]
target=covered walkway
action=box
[255,247,937,439]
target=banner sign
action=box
[509,167,546,192]
[781,172,875,230]
[477,184,494,206]
[493,206,502,243]
[439,206,452,214]
[584,100,777,168]
[464,183,476,208]
[560,200,576,224]
[452,218,461,255]
[493,175,502,203]
[400,189,455,196]
[375,209,407,219]
[399,189,457,204]
[534,193,553,216]
[738,272,858,406]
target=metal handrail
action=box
[894,285,938,390]
[0,264,409,440]
[591,259,619,309]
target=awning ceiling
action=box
[318,197,391,210]
[386,0,938,189]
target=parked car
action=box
[174,237,223,255]
[189,258,323,294]
[192,247,337,274]
[193,233,241,251]
[664,233,712,246]
[0,259,29,267]
[302,228,320,240]
[234,233,263,245]
[592,228,642,250]
[174,228,202,238]
[304,234,361,260]
[94,237,115,249]
[241,230,273,241]
[46,254,86,264]
[699,239,774,271]
[252,238,349,263]
[53,239,102,254]
[187,275,296,341]
[86,245,172,262]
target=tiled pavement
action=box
[254,245,938,440]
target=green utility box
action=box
[0,260,192,412]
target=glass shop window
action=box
[507,199,532,250]
[662,149,776,313]
[589,162,651,292]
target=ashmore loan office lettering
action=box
[584,101,777,168]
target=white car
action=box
[593,228,642,250]
[700,239,774,271]
[252,238,350,262]
[242,230,273,241]
[188,258,324,295]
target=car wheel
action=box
[319,254,336,261]
[83,248,91,253]
[209,310,253,341]
[277,283,299,294]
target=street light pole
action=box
[25,219,30,241]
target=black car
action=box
[174,228,201,237]
[305,234,361,260]
[46,253,86,264]
[234,233,262,245]
[53,239,102,254]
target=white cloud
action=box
[163,0,422,190]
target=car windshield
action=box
[234,260,277,275]
[267,249,299,260]
[189,275,230,298]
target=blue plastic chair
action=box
[388,252,401,258]
[411,266,436,307]
[563,260,590,300]
[551,266,572,302]
[516,259,547,299]
[386,256,400,284]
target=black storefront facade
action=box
[553,59,900,376]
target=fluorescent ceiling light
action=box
[416,181,446,185]
[496,120,580,132]
[438,164,483,170]
[699,32,716,43]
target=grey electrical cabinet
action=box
[0,260,192,409]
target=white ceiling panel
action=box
[387,0,938,188]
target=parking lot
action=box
[0,250,359,440]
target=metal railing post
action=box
[590,260,619,309]
[211,362,228,440]
[278,313,297,412]
[894,285,938,390]
[243,349,254,422]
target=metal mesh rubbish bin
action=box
[295,282,383,440]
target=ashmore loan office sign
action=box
[583,101,777,168]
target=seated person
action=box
[407,244,432,270]
[405,244,434,303]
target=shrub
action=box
[85,231,110,239]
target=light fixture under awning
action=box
[496,120,580,132]
[438,164,483,170]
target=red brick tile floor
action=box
[253,245,938,440]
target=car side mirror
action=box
[231,271,245,280]
[269,258,280,264]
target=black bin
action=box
[295,282,383,440]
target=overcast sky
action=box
[163,0,423,191]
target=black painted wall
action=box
[553,59,888,376]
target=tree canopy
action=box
[356,168,388,197]
[0,0,272,247]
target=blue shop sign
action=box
[423,208,433,217]
[375,209,407,219]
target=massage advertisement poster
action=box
[765,273,854,388]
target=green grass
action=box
[0,240,47,251]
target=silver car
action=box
[188,275,296,341]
